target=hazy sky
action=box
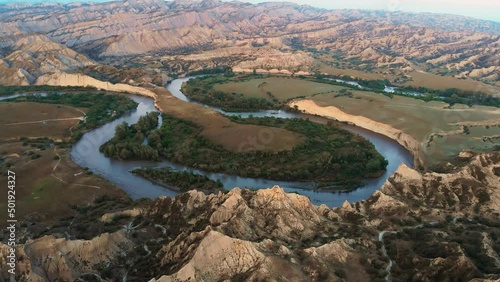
[1,0,498,22]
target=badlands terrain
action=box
[1,152,499,281]
[0,0,499,86]
[0,0,499,281]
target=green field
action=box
[213,76,346,101]
[308,91,500,166]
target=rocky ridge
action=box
[34,72,157,98]
[1,152,498,281]
[0,0,498,82]
[0,34,95,85]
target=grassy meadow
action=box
[213,76,345,101]
[0,102,85,140]
[308,91,500,166]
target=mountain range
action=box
[0,0,498,85]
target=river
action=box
[1,77,413,207]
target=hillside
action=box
[0,0,498,83]
[0,34,95,85]
[1,152,498,281]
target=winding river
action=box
[2,77,413,207]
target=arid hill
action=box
[0,34,95,85]
[0,0,498,83]
[1,152,498,281]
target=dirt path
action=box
[2,117,83,126]
[57,104,86,116]
[51,149,67,184]
[51,148,101,189]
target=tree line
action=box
[0,85,97,96]
[182,75,276,112]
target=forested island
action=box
[100,113,388,190]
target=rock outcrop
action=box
[1,153,498,281]
[0,231,132,281]
[0,34,95,85]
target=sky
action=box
[1,0,499,22]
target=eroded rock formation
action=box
[1,153,498,281]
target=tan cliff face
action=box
[350,153,500,220]
[0,231,132,281]
[289,99,426,170]
[1,153,498,281]
[34,72,157,98]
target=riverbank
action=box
[26,72,424,172]
[28,72,414,206]
[290,99,426,170]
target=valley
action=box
[0,0,498,281]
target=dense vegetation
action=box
[132,168,223,192]
[100,112,160,160]
[182,75,276,112]
[357,79,389,91]
[0,85,96,96]
[395,86,500,107]
[101,113,388,190]
[6,92,137,142]
[187,66,233,76]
